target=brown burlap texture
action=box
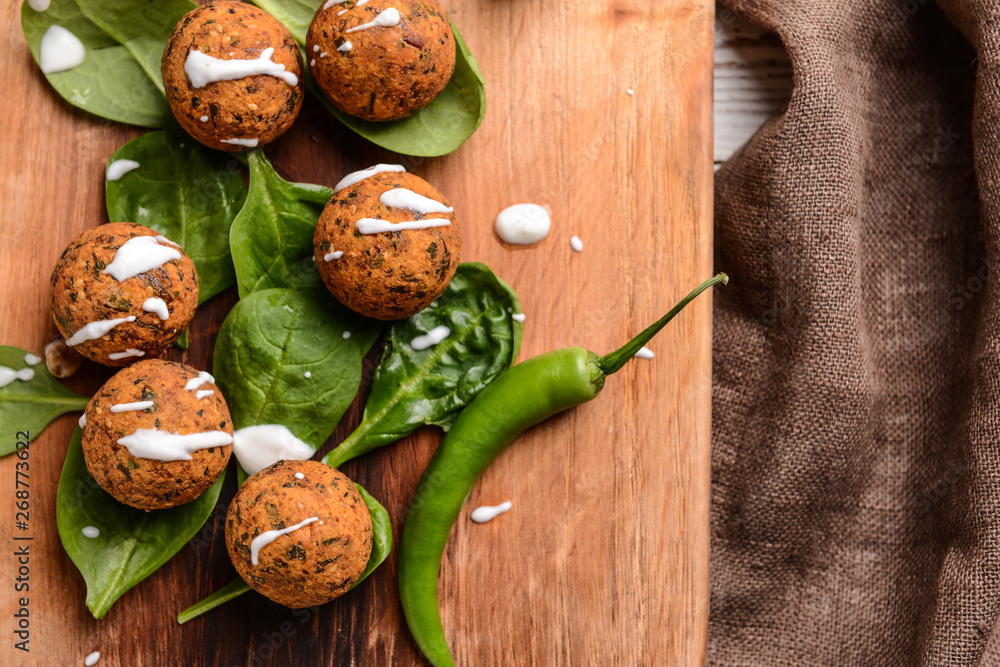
[711,0,1000,664]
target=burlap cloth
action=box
[710,0,1000,663]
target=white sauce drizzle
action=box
[380,188,453,214]
[108,349,144,361]
[320,52,328,58]
[356,218,450,234]
[196,389,215,399]
[185,371,215,391]
[184,46,298,88]
[103,236,181,282]
[337,41,353,52]
[634,346,655,359]
[66,316,136,347]
[250,517,319,565]
[110,400,154,413]
[117,428,233,461]
[310,59,316,67]
[155,235,180,247]
[220,137,259,148]
[106,159,140,182]
[84,651,100,666]
[232,424,315,475]
[0,366,34,389]
[294,472,305,479]
[82,526,100,539]
[39,25,85,74]
[324,0,338,10]
[410,326,450,351]
[24,353,41,366]
[324,250,344,261]
[28,0,50,11]
[570,235,584,252]
[471,501,512,524]
[494,203,551,245]
[334,164,406,192]
[346,8,401,33]
[512,313,526,323]
[142,297,169,321]
[78,413,87,428]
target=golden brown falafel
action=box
[81,359,233,510]
[314,169,461,320]
[225,460,373,608]
[162,1,304,151]
[306,0,455,121]
[49,222,198,367]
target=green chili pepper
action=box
[398,273,728,666]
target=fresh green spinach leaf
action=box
[213,287,382,452]
[229,151,332,298]
[250,0,486,156]
[20,0,194,128]
[106,131,247,305]
[323,263,521,469]
[175,481,392,624]
[57,428,225,618]
[0,346,88,456]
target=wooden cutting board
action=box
[0,0,713,664]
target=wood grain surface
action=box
[0,0,714,665]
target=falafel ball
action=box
[226,460,373,608]
[162,1,304,151]
[314,169,461,320]
[306,0,455,121]
[81,359,233,510]
[50,222,198,367]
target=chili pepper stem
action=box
[597,272,728,377]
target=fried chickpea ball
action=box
[162,1,304,151]
[81,359,233,510]
[49,222,198,367]
[226,460,373,608]
[314,169,461,320]
[306,0,455,121]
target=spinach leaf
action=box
[0,346,88,456]
[323,263,521,469]
[20,0,194,128]
[213,287,382,452]
[57,428,225,618]
[229,151,332,298]
[249,0,486,156]
[106,131,247,305]
[175,481,392,624]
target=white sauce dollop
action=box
[103,236,181,282]
[66,316,136,347]
[184,46,298,88]
[356,218,450,234]
[512,313,526,323]
[324,250,344,261]
[410,325,450,351]
[0,366,34,389]
[200,115,209,122]
[185,371,215,391]
[106,159,140,182]
[232,424,315,475]
[337,41,353,52]
[294,472,305,479]
[471,501,512,524]
[24,353,41,366]
[110,400,154,413]
[342,331,351,339]
[117,428,234,462]
[250,517,319,565]
[324,0,338,9]
[195,389,215,399]
[108,349,144,361]
[82,526,100,539]
[142,297,169,321]
[303,371,312,379]
[84,651,100,666]
[380,188,453,214]
[28,0,50,11]
[634,346,655,359]
[346,8,401,33]
[494,204,551,245]
[570,235,584,252]
[220,138,259,148]
[334,164,406,192]
[39,25,85,74]
[78,413,87,428]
